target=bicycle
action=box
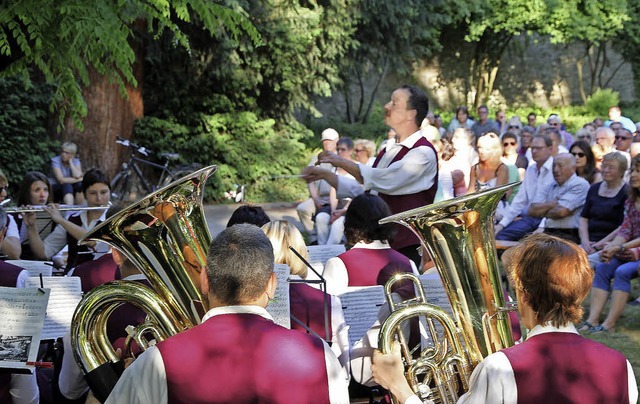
[110,135,201,202]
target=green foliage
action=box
[0,76,58,193]
[0,0,260,128]
[134,113,310,202]
[585,89,620,117]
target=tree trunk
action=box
[60,47,144,180]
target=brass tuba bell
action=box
[71,165,216,402]
[378,182,519,403]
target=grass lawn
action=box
[579,289,640,386]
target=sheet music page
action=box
[0,286,50,371]
[306,245,345,280]
[25,277,82,340]
[418,273,453,318]
[5,260,53,278]
[266,264,291,329]
[339,286,386,348]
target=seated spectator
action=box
[615,124,635,153]
[447,106,474,134]
[547,114,574,149]
[501,132,528,181]
[576,127,594,144]
[518,125,534,157]
[449,127,477,190]
[471,105,499,141]
[322,194,418,296]
[0,168,21,259]
[495,109,507,134]
[26,168,111,269]
[580,154,640,333]
[316,138,355,245]
[372,234,638,404]
[226,204,270,227]
[570,140,602,184]
[10,171,55,260]
[51,141,84,205]
[353,139,376,166]
[495,134,555,242]
[594,126,616,154]
[261,220,350,374]
[579,152,629,267]
[528,153,590,244]
[526,112,537,128]
[505,116,522,136]
[434,139,464,201]
[467,132,509,194]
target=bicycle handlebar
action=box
[115,135,152,156]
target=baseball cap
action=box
[321,128,339,142]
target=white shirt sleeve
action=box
[336,176,365,200]
[627,360,638,404]
[322,257,349,296]
[359,147,437,195]
[6,214,19,239]
[43,222,69,260]
[10,374,39,404]
[105,346,167,404]
[458,351,517,404]
[330,295,351,379]
[58,332,89,400]
[15,270,30,288]
[324,340,350,404]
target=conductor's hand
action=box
[372,341,416,403]
[316,151,342,167]
[301,166,329,183]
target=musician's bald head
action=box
[205,224,275,306]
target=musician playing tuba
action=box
[105,224,349,403]
[371,234,637,404]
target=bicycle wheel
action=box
[110,172,131,202]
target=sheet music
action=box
[25,277,82,340]
[0,287,50,371]
[266,264,291,329]
[5,260,53,278]
[339,286,386,348]
[306,245,345,280]
[418,273,454,318]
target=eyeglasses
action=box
[503,141,516,146]
[571,152,586,158]
[336,147,349,152]
[0,185,8,192]
[354,149,365,153]
[615,135,631,141]
[507,125,519,129]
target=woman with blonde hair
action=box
[467,132,509,194]
[353,139,376,166]
[261,220,309,278]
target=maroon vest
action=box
[289,283,332,341]
[66,214,96,268]
[502,332,629,403]
[0,260,25,287]
[338,247,413,288]
[157,313,331,403]
[73,253,119,293]
[373,136,438,250]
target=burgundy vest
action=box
[66,214,95,268]
[157,313,331,404]
[73,253,119,293]
[289,283,332,340]
[502,332,629,403]
[0,260,25,287]
[373,137,438,250]
[338,247,413,288]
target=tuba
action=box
[378,182,519,403]
[71,165,216,402]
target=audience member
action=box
[547,114,574,148]
[495,109,507,134]
[528,153,590,244]
[353,139,376,166]
[420,113,440,142]
[434,139,464,201]
[570,140,601,184]
[261,220,350,374]
[51,141,84,205]
[593,117,605,127]
[471,105,499,141]
[26,168,111,268]
[518,125,534,157]
[594,126,616,154]
[449,127,477,190]
[106,224,349,403]
[526,112,537,128]
[447,106,474,134]
[579,152,629,266]
[495,134,555,241]
[297,128,339,244]
[316,138,355,245]
[605,106,636,131]
[615,124,635,153]
[505,116,522,136]
[372,234,638,404]
[467,132,509,194]
[576,127,594,144]
[581,154,640,333]
[226,204,271,227]
[501,132,528,181]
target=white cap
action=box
[321,128,339,142]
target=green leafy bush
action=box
[586,88,620,117]
[0,77,58,194]
[134,113,310,203]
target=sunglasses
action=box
[507,125,519,129]
[615,135,631,141]
[503,141,516,146]
[0,185,8,192]
[354,149,365,153]
[571,152,586,158]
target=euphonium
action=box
[378,182,519,403]
[71,165,216,402]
